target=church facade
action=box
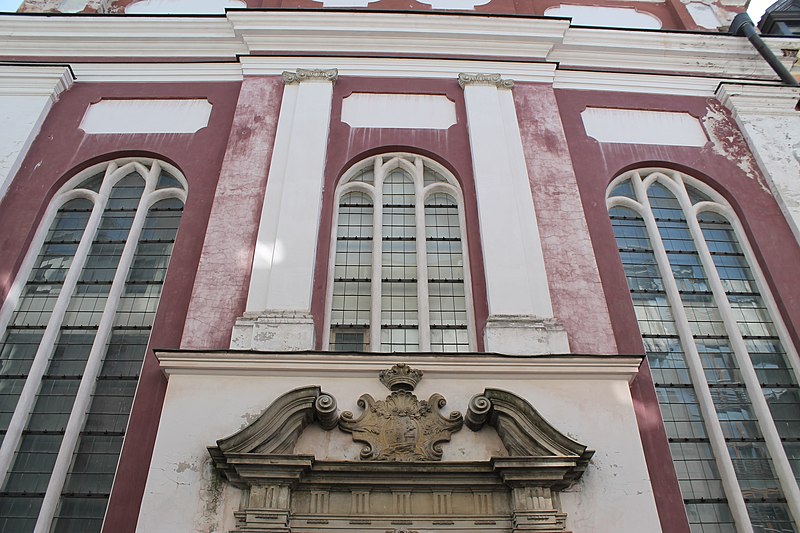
[1,1,799,532]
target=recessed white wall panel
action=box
[341,93,457,130]
[125,0,245,13]
[79,99,212,134]
[312,0,376,5]
[686,2,722,29]
[545,5,662,29]
[417,0,492,8]
[581,107,708,146]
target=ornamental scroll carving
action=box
[208,364,593,533]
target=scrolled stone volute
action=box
[208,386,339,486]
[465,394,492,431]
[481,389,593,481]
[314,393,339,430]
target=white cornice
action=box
[156,350,643,381]
[717,83,800,116]
[229,11,569,60]
[553,70,723,96]
[70,62,244,82]
[0,64,74,101]
[0,16,247,57]
[1,12,796,84]
[551,27,798,80]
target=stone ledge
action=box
[484,315,570,356]
[230,311,315,351]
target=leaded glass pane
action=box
[611,175,800,532]
[0,162,184,533]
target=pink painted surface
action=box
[180,76,284,349]
[514,83,617,355]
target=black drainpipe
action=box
[729,12,799,86]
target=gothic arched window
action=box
[0,159,186,533]
[324,154,476,353]
[607,168,800,532]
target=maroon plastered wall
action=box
[556,89,800,532]
[0,81,242,533]
[311,77,489,351]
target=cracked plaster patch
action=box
[701,100,769,193]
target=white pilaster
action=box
[717,83,800,245]
[232,68,336,351]
[0,65,73,200]
[459,73,568,355]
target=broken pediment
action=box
[207,364,594,532]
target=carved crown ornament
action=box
[208,364,593,533]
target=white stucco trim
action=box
[0,65,74,200]
[156,350,644,380]
[68,56,770,99]
[79,99,213,134]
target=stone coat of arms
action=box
[338,363,463,461]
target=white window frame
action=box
[606,167,800,530]
[0,158,187,532]
[323,153,477,352]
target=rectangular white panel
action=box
[341,93,457,130]
[581,107,708,146]
[80,99,212,134]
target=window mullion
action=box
[32,165,159,533]
[415,158,431,352]
[633,175,754,533]
[0,193,106,481]
[680,195,800,522]
[370,157,384,351]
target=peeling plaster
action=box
[701,100,769,193]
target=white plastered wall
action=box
[717,84,800,244]
[137,354,662,533]
[0,66,73,200]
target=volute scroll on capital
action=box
[458,72,515,89]
[282,68,339,84]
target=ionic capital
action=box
[458,72,514,89]
[282,68,339,84]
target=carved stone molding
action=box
[458,72,515,89]
[208,365,593,532]
[282,68,339,84]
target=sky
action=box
[747,0,776,23]
[0,0,21,11]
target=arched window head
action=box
[0,158,186,533]
[324,154,476,353]
[607,168,800,533]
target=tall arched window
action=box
[324,154,475,353]
[0,159,186,533]
[607,169,800,532]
